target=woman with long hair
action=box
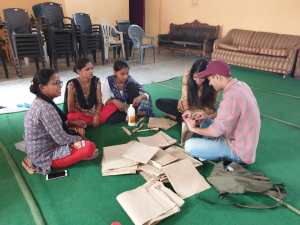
[156,58,217,122]
[24,69,97,174]
[101,60,154,123]
[65,58,118,127]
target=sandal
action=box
[22,158,37,174]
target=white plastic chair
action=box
[101,24,125,61]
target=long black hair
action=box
[73,58,91,74]
[30,69,76,135]
[188,59,217,109]
[30,69,56,95]
[113,60,129,72]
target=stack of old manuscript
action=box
[101,142,139,176]
[164,145,203,168]
[117,181,184,225]
[139,149,179,182]
[101,141,161,176]
[103,130,212,225]
[138,146,204,186]
[148,117,177,130]
[137,131,177,148]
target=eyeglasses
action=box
[50,80,63,86]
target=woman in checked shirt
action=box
[24,69,97,174]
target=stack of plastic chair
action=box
[3,8,45,77]
[32,2,77,70]
[73,13,105,64]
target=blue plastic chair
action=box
[128,25,155,64]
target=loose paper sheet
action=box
[123,142,160,164]
[163,159,210,199]
[138,131,177,148]
[148,117,177,130]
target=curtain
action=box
[129,0,145,29]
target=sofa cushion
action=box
[259,48,288,57]
[230,29,256,47]
[238,45,260,54]
[248,32,278,49]
[273,34,300,49]
[218,43,239,51]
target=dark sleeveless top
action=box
[64,76,99,114]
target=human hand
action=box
[177,99,188,113]
[182,110,192,120]
[72,140,85,149]
[185,118,196,131]
[192,110,208,121]
[69,120,87,128]
[92,115,100,127]
[133,95,146,107]
[112,99,126,111]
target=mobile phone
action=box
[46,170,68,181]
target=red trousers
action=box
[67,102,118,125]
[52,140,96,169]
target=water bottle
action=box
[127,104,136,126]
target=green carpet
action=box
[1,67,300,225]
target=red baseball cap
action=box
[196,60,231,79]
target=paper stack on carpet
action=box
[101,142,139,176]
[117,181,184,225]
[101,130,211,225]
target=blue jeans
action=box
[184,119,242,162]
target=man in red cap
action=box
[184,60,261,164]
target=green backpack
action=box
[206,162,299,215]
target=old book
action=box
[117,181,184,225]
[163,159,210,199]
[150,149,178,169]
[139,164,163,177]
[164,145,202,167]
[122,142,160,164]
[101,141,138,176]
[137,131,177,148]
[148,117,177,130]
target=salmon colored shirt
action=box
[209,79,261,164]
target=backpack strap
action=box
[199,184,287,210]
[223,184,287,209]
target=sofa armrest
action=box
[203,38,217,55]
[213,38,223,50]
[158,34,170,40]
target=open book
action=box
[117,181,184,225]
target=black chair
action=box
[0,38,8,79]
[3,8,45,77]
[32,2,77,70]
[73,13,104,64]
[116,20,132,60]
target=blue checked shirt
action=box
[24,98,81,174]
